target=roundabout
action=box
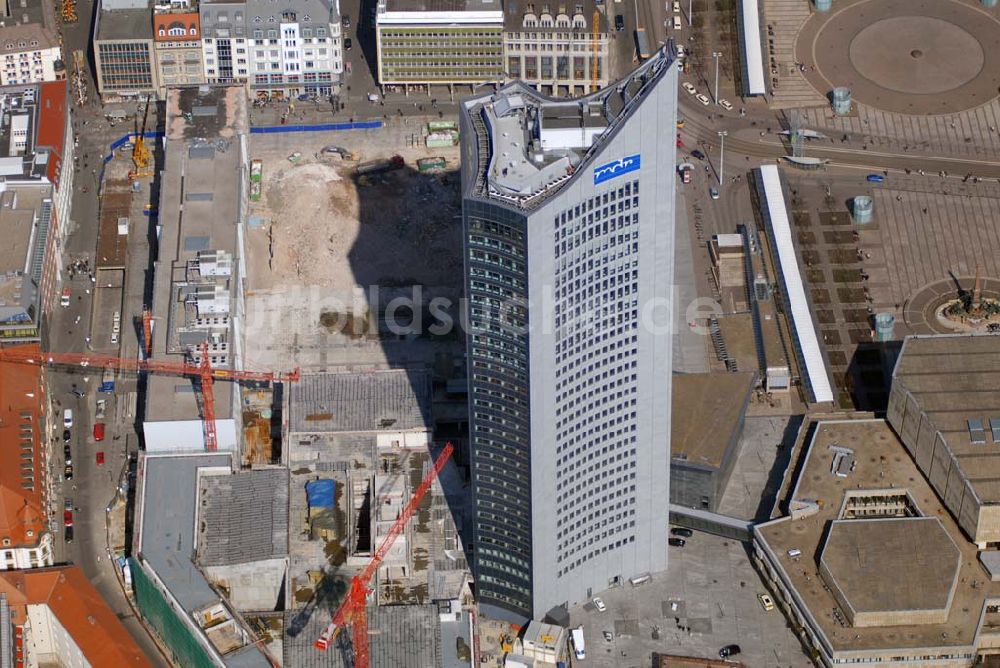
[798,0,1000,114]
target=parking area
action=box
[568,532,810,667]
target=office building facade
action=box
[460,49,677,622]
[375,0,503,88]
[502,0,610,96]
[93,8,159,99]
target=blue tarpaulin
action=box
[306,479,336,509]
[250,120,382,134]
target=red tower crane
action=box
[314,442,455,665]
[0,342,300,451]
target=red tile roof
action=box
[35,81,67,187]
[0,567,153,667]
[153,12,200,42]
[0,345,45,548]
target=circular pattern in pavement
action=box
[849,17,984,95]
[800,0,1000,114]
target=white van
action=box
[63,409,73,428]
[673,15,682,30]
[571,626,586,660]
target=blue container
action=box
[306,479,336,509]
[815,0,831,10]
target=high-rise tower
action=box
[459,49,678,622]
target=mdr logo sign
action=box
[593,154,641,185]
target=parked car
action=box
[342,14,351,27]
[63,409,73,428]
[758,593,775,611]
[615,14,624,31]
[95,399,106,420]
[680,167,692,184]
[64,526,73,543]
[681,81,697,95]
[592,597,607,612]
[671,527,693,537]
[866,173,885,183]
[719,99,733,111]
[603,630,614,642]
[93,422,105,442]
[64,497,72,511]
[63,510,73,527]
[96,451,105,465]
[345,37,353,50]
[64,464,73,480]
[668,537,686,547]
[63,429,71,443]
[63,444,71,460]
[691,149,706,160]
[710,186,720,200]
[60,288,70,307]
[695,93,710,106]
[719,644,742,659]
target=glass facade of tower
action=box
[465,200,533,615]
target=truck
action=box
[635,27,652,60]
[99,367,115,393]
[355,155,405,176]
[571,627,586,660]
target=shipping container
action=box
[417,157,447,172]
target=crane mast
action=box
[314,442,455,667]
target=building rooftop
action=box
[755,418,1000,654]
[0,566,153,667]
[502,0,607,33]
[671,372,755,469]
[0,184,52,330]
[891,334,1000,503]
[139,454,232,612]
[152,11,200,42]
[461,47,675,210]
[138,453,273,666]
[0,22,59,53]
[820,517,960,625]
[195,468,289,566]
[283,604,441,668]
[0,346,43,540]
[96,8,153,41]
[245,0,334,29]
[146,86,248,425]
[383,0,500,15]
[289,369,432,433]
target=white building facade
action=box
[0,25,63,86]
[246,0,342,100]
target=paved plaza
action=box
[798,0,1000,114]
[568,533,812,668]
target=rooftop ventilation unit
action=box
[969,418,987,445]
[197,250,232,277]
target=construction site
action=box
[243,123,465,372]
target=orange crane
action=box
[0,342,299,452]
[314,442,455,665]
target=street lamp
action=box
[712,52,722,104]
[717,130,727,185]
